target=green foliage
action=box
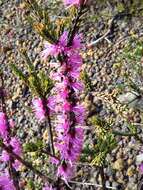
[27,179,35,190]
[128,123,137,134]
[116,36,143,94]
[80,70,93,92]
[23,139,43,152]
[24,0,76,43]
[0,138,3,146]
[38,71,54,97]
[11,50,54,98]
[10,64,27,84]
[81,117,117,166]
[116,2,125,12]
[89,116,117,166]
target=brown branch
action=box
[100,166,107,190]
[46,113,55,156]
[0,73,20,190]
[0,140,53,183]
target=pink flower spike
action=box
[63,102,71,112]
[41,31,68,60]
[0,175,15,190]
[32,98,46,121]
[0,112,8,138]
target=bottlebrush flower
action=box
[0,175,15,190]
[0,112,8,138]
[41,28,85,182]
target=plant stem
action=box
[8,161,20,190]
[68,5,85,46]
[113,130,139,136]
[100,166,107,190]
[47,113,55,156]
[42,98,55,156]
[0,73,20,190]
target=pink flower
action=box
[41,43,57,61]
[56,127,84,162]
[9,119,15,128]
[72,34,83,49]
[68,53,83,68]
[47,96,56,112]
[10,137,22,170]
[71,80,84,92]
[139,163,143,173]
[10,137,22,156]
[41,32,68,60]
[72,105,85,124]
[43,186,52,190]
[50,157,60,165]
[32,98,46,121]
[63,0,81,6]
[1,150,9,162]
[1,138,22,170]
[0,175,15,190]
[0,112,8,139]
[57,162,75,181]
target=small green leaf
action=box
[10,64,27,83]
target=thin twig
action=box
[100,166,107,190]
[87,11,131,48]
[69,180,116,189]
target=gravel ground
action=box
[1,1,143,190]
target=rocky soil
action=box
[1,0,143,190]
